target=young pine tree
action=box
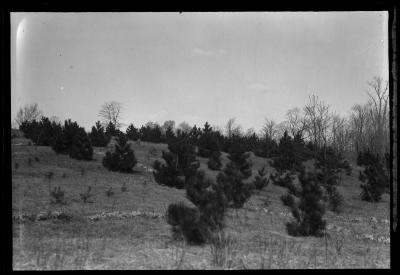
[89,121,108,147]
[184,170,228,243]
[52,119,81,155]
[252,166,270,190]
[102,135,137,173]
[359,161,388,202]
[197,122,220,158]
[153,137,199,189]
[69,127,93,160]
[284,170,326,237]
[315,146,345,213]
[165,162,227,244]
[207,150,222,171]
[216,161,253,209]
[125,123,140,141]
[227,143,252,179]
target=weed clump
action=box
[50,186,66,204]
[121,182,127,192]
[209,231,238,268]
[46,171,54,181]
[105,187,114,197]
[80,186,94,203]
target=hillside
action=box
[12,137,390,269]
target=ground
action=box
[12,136,390,269]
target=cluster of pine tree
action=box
[154,134,253,244]
[20,118,93,161]
[19,117,62,146]
[271,131,312,174]
[52,119,93,160]
[121,120,310,161]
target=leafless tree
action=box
[366,77,389,156]
[225,118,242,138]
[262,118,279,140]
[98,101,123,129]
[330,114,349,154]
[303,95,333,149]
[284,107,307,137]
[349,103,369,153]
[15,103,43,126]
[245,128,256,137]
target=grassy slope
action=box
[12,137,390,269]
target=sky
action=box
[11,12,388,133]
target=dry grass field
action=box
[12,136,390,269]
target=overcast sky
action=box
[11,12,388,133]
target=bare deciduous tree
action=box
[99,101,123,129]
[285,107,307,137]
[303,95,333,149]
[349,103,369,153]
[366,77,389,156]
[15,103,43,126]
[262,118,278,140]
[330,114,349,154]
[225,118,242,138]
